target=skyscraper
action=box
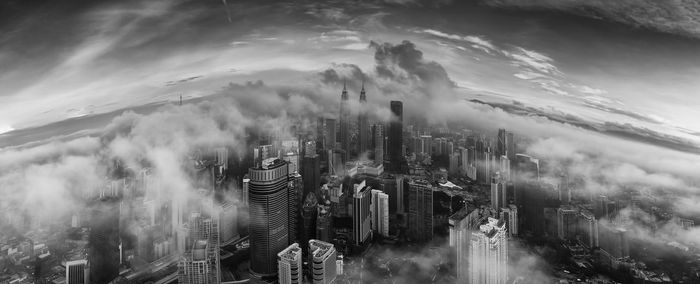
[66,258,90,284]
[248,158,290,276]
[301,192,318,253]
[499,205,518,238]
[388,101,403,170]
[352,180,372,246]
[490,173,507,211]
[325,118,337,152]
[407,179,433,242]
[89,198,120,284]
[449,207,471,281]
[358,82,370,156]
[302,141,321,197]
[177,239,219,284]
[277,243,302,284]
[372,124,384,163]
[339,83,350,162]
[309,239,338,284]
[470,217,508,284]
[289,172,303,245]
[370,189,389,237]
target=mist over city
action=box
[1,1,699,283]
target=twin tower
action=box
[338,81,369,161]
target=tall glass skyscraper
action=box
[248,159,290,276]
[388,101,403,170]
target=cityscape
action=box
[1,1,700,284]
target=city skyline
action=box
[1,1,700,283]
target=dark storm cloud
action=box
[370,40,455,87]
[482,0,700,38]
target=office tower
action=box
[599,223,630,260]
[309,239,338,284]
[185,209,221,283]
[499,205,518,237]
[353,180,372,246]
[89,198,120,284]
[557,206,578,240]
[358,83,370,156]
[277,243,302,284]
[316,204,332,242]
[177,239,218,284]
[388,101,403,170]
[506,132,515,162]
[325,118,337,151]
[396,176,405,214]
[219,201,238,244]
[578,209,599,249]
[241,176,250,207]
[514,154,540,182]
[499,156,510,182]
[470,218,508,284]
[449,153,460,176]
[248,158,290,276]
[289,172,303,245]
[301,192,318,252]
[449,207,470,281]
[339,83,350,161]
[372,124,385,162]
[370,189,390,237]
[557,173,571,204]
[66,258,90,284]
[407,179,433,242]
[282,140,300,174]
[254,144,276,167]
[316,118,326,153]
[490,173,507,211]
[302,141,321,196]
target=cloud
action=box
[482,0,700,38]
[370,40,455,88]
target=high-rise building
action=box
[499,156,510,182]
[388,101,403,170]
[302,142,321,196]
[449,153,460,176]
[449,207,471,281]
[352,180,372,246]
[407,179,433,242]
[289,172,303,245]
[316,204,332,242]
[499,205,518,237]
[372,124,384,162]
[248,158,290,276]
[396,176,405,214]
[241,176,250,207]
[325,118,337,152]
[309,239,338,284]
[301,192,318,253]
[557,205,578,240]
[89,198,120,284]
[277,243,302,284]
[219,201,239,244]
[358,83,370,156]
[599,223,630,260]
[177,239,219,284]
[490,173,507,211]
[578,209,599,249]
[470,218,508,284]
[339,83,350,162]
[370,189,389,237]
[66,258,90,284]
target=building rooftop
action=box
[277,243,301,261]
[309,240,335,259]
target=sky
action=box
[1,0,700,146]
[1,1,700,280]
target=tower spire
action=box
[359,80,366,102]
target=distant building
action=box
[470,218,508,284]
[499,205,518,237]
[339,83,350,162]
[301,192,318,252]
[372,124,385,163]
[358,83,370,156]
[407,179,433,242]
[578,209,599,249]
[557,206,578,240]
[388,101,404,171]
[277,243,302,284]
[316,204,332,243]
[309,239,338,284]
[490,173,507,211]
[177,239,219,284]
[370,189,390,237]
[89,198,120,284]
[302,141,321,196]
[289,172,303,245]
[352,181,372,246]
